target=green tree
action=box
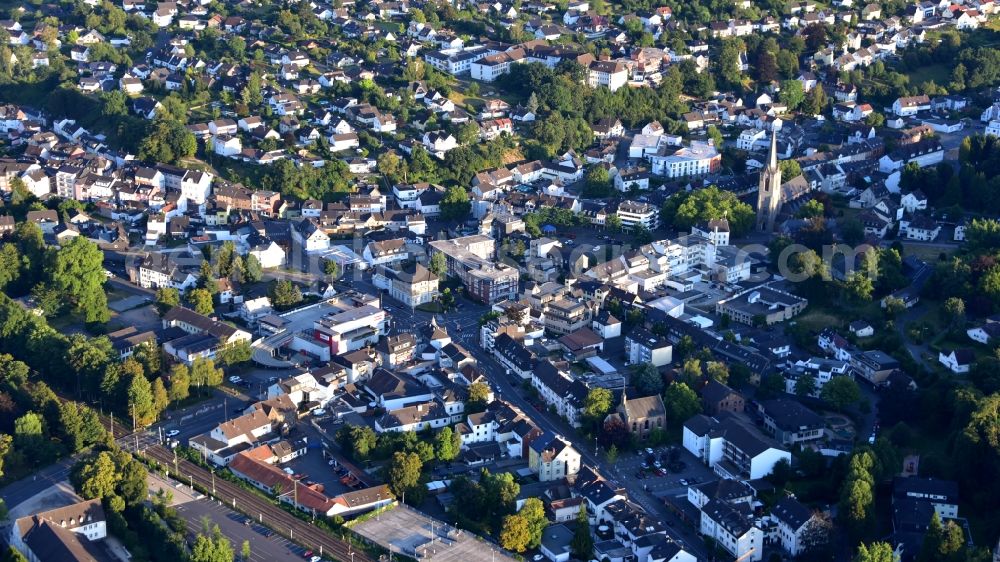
[631,363,663,396]
[606,214,623,231]
[440,185,471,220]
[0,243,20,292]
[845,271,874,302]
[429,252,447,276]
[918,513,966,562]
[662,185,755,236]
[73,451,117,500]
[717,39,744,88]
[191,526,234,562]
[500,514,532,552]
[802,83,828,115]
[49,237,109,323]
[168,363,190,403]
[583,165,612,197]
[434,426,461,462]
[519,497,549,549]
[822,376,862,411]
[216,341,252,367]
[13,412,44,454]
[57,401,86,452]
[797,199,825,219]
[705,361,729,384]
[241,540,251,562]
[323,259,340,278]
[155,287,180,314]
[467,381,491,413]
[241,255,262,284]
[779,79,805,111]
[337,425,377,459]
[0,434,12,479]
[707,125,724,150]
[187,288,214,316]
[152,377,169,417]
[3,546,27,562]
[127,371,157,428]
[583,387,613,425]
[854,542,896,562]
[570,505,593,559]
[190,358,224,391]
[269,280,302,309]
[663,382,701,425]
[385,451,422,498]
[943,297,966,329]
[795,375,817,397]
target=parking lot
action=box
[353,504,518,562]
[175,497,307,562]
[280,445,354,498]
[613,445,717,497]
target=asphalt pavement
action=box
[175,497,310,562]
[0,457,76,512]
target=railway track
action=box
[142,445,373,562]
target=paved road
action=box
[0,458,76,511]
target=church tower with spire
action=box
[756,130,783,233]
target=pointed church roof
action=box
[768,129,778,170]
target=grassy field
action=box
[906,63,950,87]
[900,242,954,263]
[794,307,846,334]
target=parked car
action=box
[166,429,180,438]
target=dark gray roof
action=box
[760,399,825,432]
[771,497,812,531]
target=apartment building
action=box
[587,60,628,91]
[615,200,659,231]
[716,284,808,326]
[625,326,673,367]
[312,305,389,355]
[429,235,519,304]
[528,433,582,481]
[373,263,440,308]
[647,140,721,178]
[683,413,791,480]
[544,296,593,335]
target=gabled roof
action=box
[771,497,813,531]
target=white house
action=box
[292,218,330,252]
[891,95,931,116]
[699,500,763,562]
[938,348,974,374]
[422,130,457,158]
[527,433,581,481]
[769,498,819,557]
[683,414,790,480]
[212,135,242,156]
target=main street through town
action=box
[378,293,710,559]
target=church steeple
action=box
[756,129,783,233]
[768,127,778,170]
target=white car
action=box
[228,375,242,384]
[166,429,180,438]
[310,557,323,562]
[311,408,326,417]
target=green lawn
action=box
[906,63,950,87]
